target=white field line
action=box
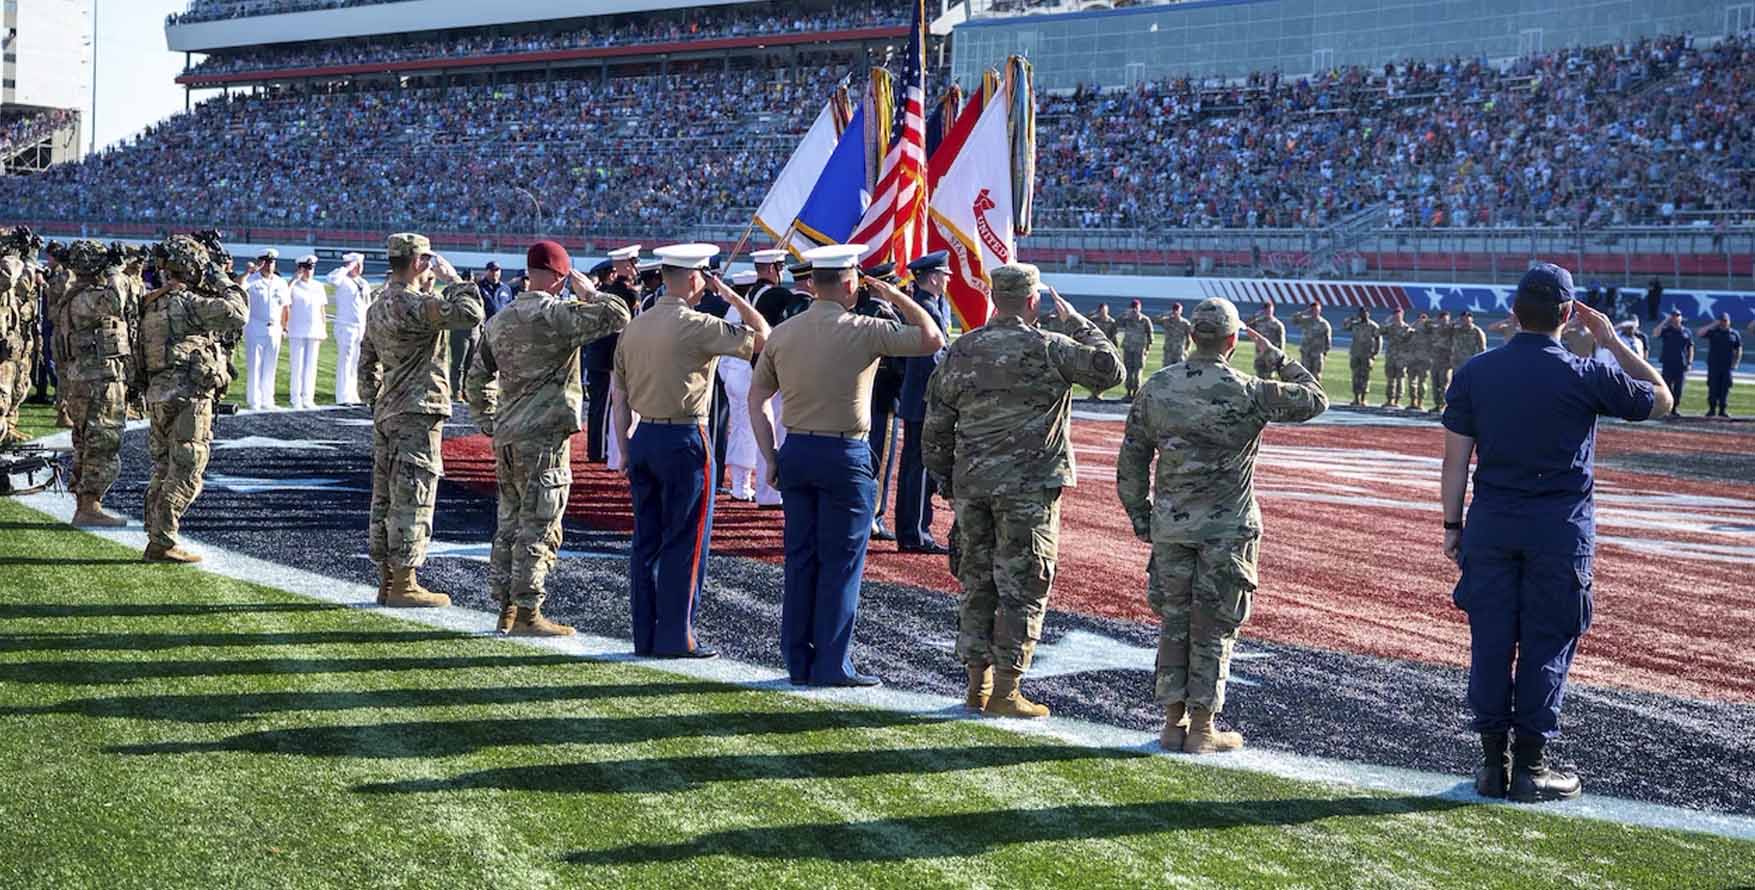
[15,488,1755,843]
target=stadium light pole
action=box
[514,187,544,238]
[88,0,98,156]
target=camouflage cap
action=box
[66,239,119,276]
[990,262,1040,300]
[387,232,431,259]
[160,235,210,280]
[1190,298,1242,337]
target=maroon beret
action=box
[526,240,571,277]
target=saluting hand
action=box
[1046,286,1077,320]
[428,254,460,285]
[861,274,910,306]
[567,268,599,300]
[1571,301,1617,346]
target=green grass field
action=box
[1,500,1753,889]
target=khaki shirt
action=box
[613,294,755,421]
[752,299,931,436]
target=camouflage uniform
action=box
[1117,298,1326,724]
[1115,308,1154,397]
[1297,312,1332,379]
[465,287,629,614]
[1243,310,1286,378]
[60,241,132,506]
[1426,316,1454,411]
[358,234,485,575]
[1157,312,1192,367]
[1403,316,1432,406]
[922,266,1123,684]
[1090,310,1120,399]
[135,237,248,556]
[1380,315,1415,405]
[0,249,37,442]
[1342,314,1381,402]
[43,259,76,426]
[1451,319,1487,371]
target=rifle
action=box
[0,443,61,496]
[190,230,243,413]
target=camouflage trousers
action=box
[1384,359,1406,402]
[0,344,23,440]
[490,434,573,609]
[1301,349,1327,381]
[1349,355,1374,398]
[953,487,1062,673]
[1405,361,1430,403]
[1149,535,1259,713]
[64,377,126,499]
[1122,348,1147,395]
[144,398,214,549]
[368,413,445,569]
[1429,363,1451,410]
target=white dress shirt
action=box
[245,272,292,336]
[327,267,371,330]
[286,277,329,340]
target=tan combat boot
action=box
[982,668,1049,720]
[508,606,574,637]
[1182,705,1244,754]
[965,663,993,711]
[1159,702,1189,751]
[54,403,72,428]
[71,495,127,527]
[143,544,202,564]
[382,566,450,608]
[495,591,518,635]
[375,563,391,606]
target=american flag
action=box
[851,0,928,273]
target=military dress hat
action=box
[258,247,279,261]
[801,244,865,270]
[526,240,572,277]
[990,263,1040,299]
[1190,298,1242,337]
[342,252,365,265]
[655,243,719,270]
[751,249,788,264]
[387,233,431,259]
[637,259,661,273]
[589,258,614,277]
[1517,263,1575,304]
[297,254,318,267]
[484,260,501,271]
[787,259,812,277]
[607,245,642,261]
[730,270,758,286]
[906,250,950,275]
[866,261,898,282]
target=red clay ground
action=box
[443,416,1755,705]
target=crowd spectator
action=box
[0,109,79,157]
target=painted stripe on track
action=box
[17,487,1755,843]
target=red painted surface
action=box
[443,415,1755,705]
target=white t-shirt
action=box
[286,277,329,340]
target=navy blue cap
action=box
[589,258,613,276]
[484,260,501,271]
[866,261,897,281]
[1517,263,1575,304]
[906,250,949,275]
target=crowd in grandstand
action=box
[0,109,79,158]
[170,0,412,25]
[3,32,1751,236]
[183,2,909,76]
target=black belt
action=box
[642,416,706,426]
[791,429,864,439]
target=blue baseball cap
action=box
[1517,263,1575,304]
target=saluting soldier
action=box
[135,236,248,563]
[1244,302,1286,379]
[1117,298,1327,753]
[1451,310,1488,372]
[749,244,943,687]
[614,243,769,658]
[1404,311,1433,410]
[922,263,1122,717]
[1115,299,1155,400]
[893,251,954,554]
[1380,308,1415,407]
[1090,303,1119,400]
[60,241,132,527]
[467,241,630,636]
[1157,302,1191,367]
[583,244,642,464]
[358,233,485,608]
[1296,303,1332,380]
[1427,310,1456,413]
[1341,307,1381,406]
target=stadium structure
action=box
[0,0,1750,291]
[0,0,86,175]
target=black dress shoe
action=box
[654,646,718,660]
[899,541,949,555]
[871,520,896,541]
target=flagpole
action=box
[723,219,759,273]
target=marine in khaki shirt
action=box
[613,243,769,660]
[748,244,942,688]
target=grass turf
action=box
[1,497,1752,889]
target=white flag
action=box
[753,99,842,251]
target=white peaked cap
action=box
[654,243,719,269]
[730,270,758,285]
[751,249,788,264]
[607,245,641,261]
[801,244,866,270]
[341,252,365,264]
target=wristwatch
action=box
[1443,520,1463,531]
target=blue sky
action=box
[90,0,199,151]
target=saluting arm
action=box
[560,269,632,345]
[1245,326,1328,422]
[1044,288,1124,390]
[711,274,771,354]
[421,256,485,331]
[864,275,945,355]
[1576,303,1673,418]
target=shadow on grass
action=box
[0,653,585,684]
[0,629,475,653]
[0,557,154,567]
[564,795,1473,865]
[357,745,1148,796]
[108,710,950,759]
[1,681,736,722]
[0,602,343,620]
[0,521,80,531]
